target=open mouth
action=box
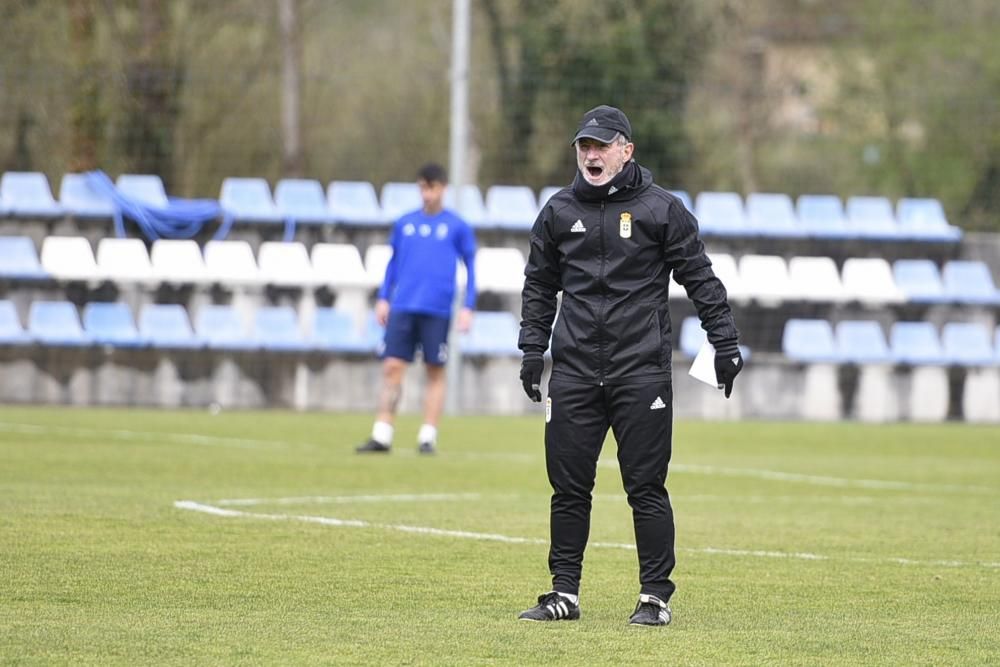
[586,165,604,179]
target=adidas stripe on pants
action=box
[544,379,676,601]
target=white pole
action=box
[449,0,470,200]
[447,0,470,415]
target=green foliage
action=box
[479,0,709,188]
[820,0,1000,228]
[0,0,997,228]
[2,407,999,664]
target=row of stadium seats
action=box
[708,254,1000,306]
[675,314,1000,367]
[683,191,961,242]
[0,300,521,356]
[0,235,524,292]
[0,171,543,231]
[1,171,960,240]
[3,234,998,305]
[6,296,996,366]
[781,318,1000,366]
[0,235,386,287]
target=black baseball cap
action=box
[571,105,632,145]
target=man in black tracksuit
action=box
[516,105,743,626]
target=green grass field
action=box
[1,405,998,665]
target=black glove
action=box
[520,353,544,402]
[714,341,744,399]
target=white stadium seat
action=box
[311,243,376,288]
[203,240,262,285]
[364,244,393,287]
[706,252,747,303]
[257,241,317,287]
[96,238,154,284]
[150,240,211,284]
[40,236,100,282]
[475,247,526,294]
[841,258,905,304]
[738,254,793,305]
[787,256,846,303]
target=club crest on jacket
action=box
[619,212,632,238]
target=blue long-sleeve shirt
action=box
[377,207,477,318]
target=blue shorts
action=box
[381,311,451,365]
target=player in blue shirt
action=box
[357,163,477,455]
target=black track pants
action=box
[544,379,675,601]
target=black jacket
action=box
[518,162,739,385]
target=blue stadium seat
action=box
[694,192,749,236]
[310,308,373,353]
[679,316,705,357]
[364,310,386,350]
[485,185,538,231]
[676,316,751,361]
[139,304,200,349]
[896,198,962,242]
[745,193,804,237]
[845,196,899,240]
[194,305,254,350]
[538,186,564,212]
[0,236,49,281]
[444,184,488,228]
[668,190,693,213]
[0,300,30,345]
[253,306,307,352]
[380,182,422,223]
[461,311,520,356]
[835,320,890,364]
[274,178,331,225]
[0,172,64,217]
[83,302,143,348]
[219,177,282,223]
[116,174,168,208]
[942,322,996,366]
[59,173,116,218]
[28,300,90,346]
[892,259,947,304]
[941,261,1000,305]
[890,322,946,365]
[782,319,839,363]
[796,194,851,239]
[327,181,383,226]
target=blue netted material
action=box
[85,170,228,240]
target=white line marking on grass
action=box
[459,452,539,464]
[5,419,990,497]
[600,461,995,495]
[688,546,828,560]
[175,500,546,545]
[174,499,1000,571]
[595,493,940,505]
[215,493,482,507]
[0,421,286,450]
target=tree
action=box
[116,0,183,188]
[828,0,1000,229]
[278,0,303,177]
[68,0,103,172]
[479,0,710,189]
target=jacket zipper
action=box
[597,201,607,386]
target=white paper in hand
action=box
[688,341,720,388]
